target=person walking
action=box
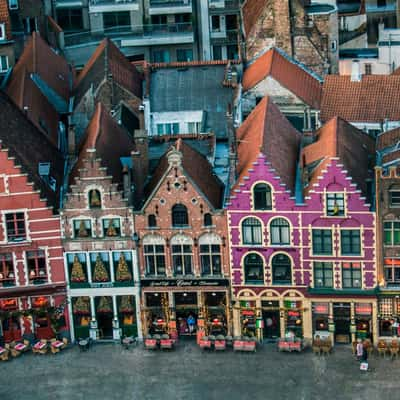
[356,338,363,361]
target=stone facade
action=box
[227,153,377,344]
[0,143,68,344]
[135,145,231,339]
[61,149,142,341]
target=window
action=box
[73,219,92,238]
[244,253,264,284]
[67,253,87,283]
[5,212,26,242]
[203,213,212,227]
[271,253,292,285]
[0,254,15,287]
[225,14,237,30]
[342,262,362,288]
[172,243,193,275]
[253,183,272,210]
[211,15,220,31]
[0,24,5,40]
[364,63,372,75]
[151,15,167,25]
[390,190,400,207]
[103,11,130,29]
[312,229,332,255]
[326,193,345,216]
[172,204,188,227]
[148,214,157,228]
[270,218,290,245]
[384,258,400,284]
[200,244,221,276]
[144,245,166,276]
[8,0,18,9]
[175,13,190,23]
[113,251,133,282]
[377,0,386,7]
[187,122,201,133]
[177,49,193,62]
[340,230,361,255]
[331,40,337,51]
[89,189,101,208]
[156,123,179,135]
[57,8,83,31]
[90,253,110,282]
[27,250,47,284]
[227,45,238,60]
[153,50,170,63]
[213,45,222,60]
[384,221,400,245]
[313,262,333,288]
[241,217,263,245]
[102,218,121,237]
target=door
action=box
[263,310,280,339]
[97,314,113,339]
[2,317,22,342]
[333,303,351,343]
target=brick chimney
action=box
[67,116,76,156]
[131,129,148,208]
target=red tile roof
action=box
[302,117,375,197]
[74,38,142,104]
[242,48,322,109]
[70,102,136,185]
[145,139,224,209]
[0,0,12,40]
[321,75,400,123]
[235,96,301,193]
[377,127,400,151]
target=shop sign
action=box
[312,303,329,314]
[284,300,301,309]
[287,310,300,317]
[256,319,264,329]
[31,296,49,308]
[328,322,335,332]
[90,282,114,288]
[241,310,255,316]
[355,304,372,316]
[0,298,18,310]
[141,278,229,287]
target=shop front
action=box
[333,303,351,343]
[0,298,21,342]
[140,278,230,339]
[378,295,400,338]
[355,303,373,340]
[261,301,280,339]
[311,302,330,340]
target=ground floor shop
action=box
[68,288,142,342]
[0,294,69,344]
[233,288,378,344]
[377,293,400,338]
[140,278,230,339]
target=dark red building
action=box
[0,91,69,344]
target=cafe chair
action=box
[23,340,31,352]
[321,341,332,356]
[390,339,399,360]
[61,338,69,350]
[10,344,22,358]
[0,348,10,362]
[377,340,388,358]
[50,339,60,355]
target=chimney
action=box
[131,129,148,207]
[67,117,76,156]
[350,60,361,82]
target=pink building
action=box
[227,97,377,344]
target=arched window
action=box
[172,204,188,227]
[171,235,193,275]
[272,253,291,285]
[143,235,166,276]
[199,233,221,276]
[270,218,290,245]
[242,217,263,245]
[204,213,212,227]
[253,183,272,210]
[89,189,101,209]
[148,214,157,228]
[244,253,264,284]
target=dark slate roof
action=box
[0,90,65,210]
[149,64,234,139]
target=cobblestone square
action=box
[1,342,399,400]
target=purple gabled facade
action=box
[228,100,377,344]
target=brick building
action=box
[135,139,230,339]
[241,0,339,75]
[61,103,142,341]
[227,97,377,344]
[0,0,15,75]
[0,91,69,344]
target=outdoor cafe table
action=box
[33,342,46,350]
[14,343,27,351]
[51,341,64,349]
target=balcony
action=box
[64,22,194,47]
[209,0,239,11]
[89,0,139,13]
[55,0,84,8]
[210,29,238,44]
[149,0,192,15]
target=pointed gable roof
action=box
[236,96,301,193]
[0,91,64,210]
[242,48,323,109]
[145,139,224,209]
[70,102,136,185]
[302,117,375,197]
[321,75,400,123]
[73,38,143,105]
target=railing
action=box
[90,0,137,5]
[149,0,191,6]
[64,22,193,46]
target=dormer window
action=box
[326,193,345,216]
[89,189,101,209]
[253,183,272,210]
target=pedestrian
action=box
[356,338,363,361]
[187,315,196,334]
[362,340,368,362]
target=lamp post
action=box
[132,232,142,340]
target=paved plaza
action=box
[0,341,399,400]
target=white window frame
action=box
[0,24,5,41]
